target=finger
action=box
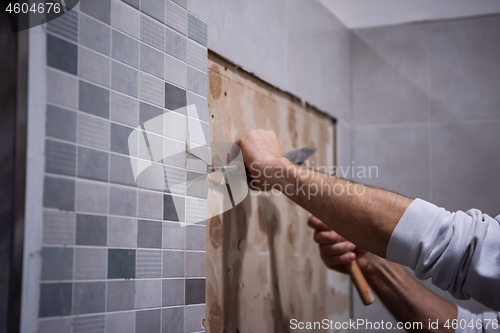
[314,230,345,244]
[322,252,356,267]
[307,216,331,232]
[320,242,356,256]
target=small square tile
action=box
[172,0,187,9]
[185,279,205,305]
[136,309,161,333]
[79,80,110,119]
[78,47,111,87]
[47,69,78,109]
[163,137,186,168]
[107,216,137,247]
[39,283,72,317]
[187,0,207,22]
[47,34,78,75]
[139,72,165,107]
[110,91,139,127]
[43,176,75,211]
[80,0,111,24]
[122,0,139,9]
[162,279,184,306]
[72,315,105,333]
[136,249,162,278]
[186,225,206,251]
[76,214,107,246]
[105,312,135,333]
[141,15,165,51]
[163,194,185,222]
[164,165,186,195]
[138,190,163,220]
[75,180,109,214]
[111,122,134,155]
[41,247,73,280]
[162,307,183,333]
[79,14,111,56]
[111,0,140,39]
[187,39,206,72]
[162,221,185,249]
[186,197,206,225]
[73,282,106,314]
[165,54,187,88]
[38,318,72,333]
[140,101,163,134]
[166,0,187,35]
[187,92,208,122]
[77,147,109,181]
[184,304,205,332]
[111,60,139,98]
[135,279,162,309]
[77,113,110,150]
[47,9,78,42]
[43,210,76,245]
[109,185,137,216]
[45,139,76,176]
[110,153,136,186]
[162,250,184,277]
[112,30,139,68]
[46,104,77,142]
[186,251,205,277]
[106,280,135,311]
[107,249,136,279]
[137,220,162,248]
[141,0,165,23]
[187,66,207,97]
[187,13,207,46]
[74,248,107,280]
[140,43,164,79]
[165,26,187,62]
[165,82,187,110]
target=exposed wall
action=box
[350,15,500,331]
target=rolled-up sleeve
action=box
[386,199,500,311]
[455,307,500,333]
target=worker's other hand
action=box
[308,216,374,274]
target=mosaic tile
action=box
[45,139,76,176]
[136,249,162,278]
[187,13,207,47]
[140,15,165,51]
[42,210,76,245]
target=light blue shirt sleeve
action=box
[455,307,500,333]
[386,199,500,311]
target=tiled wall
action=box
[36,0,208,332]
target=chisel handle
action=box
[345,261,375,306]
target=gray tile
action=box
[187,13,207,46]
[47,34,78,75]
[138,190,163,220]
[184,304,205,332]
[136,249,162,278]
[110,91,139,127]
[38,318,72,333]
[74,248,107,280]
[72,315,105,333]
[112,30,139,68]
[136,309,161,333]
[135,279,162,309]
[187,0,207,22]
[162,250,184,277]
[163,137,186,168]
[185,197,206,225]
[46,104,77,142]
[39,283,72,317]
[111,122,134,155]
[185,251,205,277]
[110,153,136,186]
[79,80,110,119]
[186,171,207,198]
[187,92,208,122]
[165,54,187,88]
[140,43,164,79]
[185,279,205,305]
[41,247,73,280]
[107,249,136,279]
[140,101,163,130]
[165,26,187,62]
[111,0,140,39]
[43,210,76,246]
[43,176,75,211]
[187,39,207,72]
[47,9,78,42]
[78,47,111,87]
[109,185,137,216]
[164,165,186,195]
[77,147,109,181]
[163,194,185,222]
[162,307,183,333]
[105,312,135,333]
[139,72,165,107]
[141,15,165,51]
[141,0,165,23]
[137,220,162,248]
[185,154,206,172]
[47,69,78,110]
[111,61,139,98]
[162,221,185,249]
[135,161,165,191]
[106,280,135,311]
[77,113,110,150]
[187,66,207,97]
[79,14,111,55]
[166,0,187,35]
[80,0,111,24]
[172,0,186,9]
[162,279,184,306]
[165,82,187,110]
[73,282,106,314]
[122,0,139,9]
[186,225,206,251]
[75,180,109,214]
[76,214,107,246]
[45,139,76,176]
[107,216,137,247]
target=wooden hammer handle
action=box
[345,261,375,306]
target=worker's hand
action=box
[308,216,374,274]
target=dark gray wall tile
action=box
[162,279,184,306]
[76,214,107,246]
[141,0,164,23]
[106,280,135,311]
[141,15,165,51]
[165,26,187,62]
[187,66,207,97]
[80,0,111,24]
[111,61,139,98]
[45,139,76,176]
[109,186,137,216]
[140,43,164,79]
[112,30,139,68]
[39,283,72,317]
[163,194,184,222]
[186,225,206,251]
[79,81,110,119]
[122,0,139,9]
[136,309,161,333]
[188,13,207,46]
[162,250,184,277]
[165,82,187,110]
[185,278,205,304]
[139,101,163,125]
[46,105,77,142]
[107,249,136,279]
[137,220,162,248]
[110,153,136,186]
[41,247,74,280]
[43,176,75,211]
[47,34,78,75]
[47,9,78,42]
[110,123,134,155]
[72,315,105,333]
[77,147,109,181]
[162,307,183,333]
[73,282,105,314]
[79,15,111,55]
